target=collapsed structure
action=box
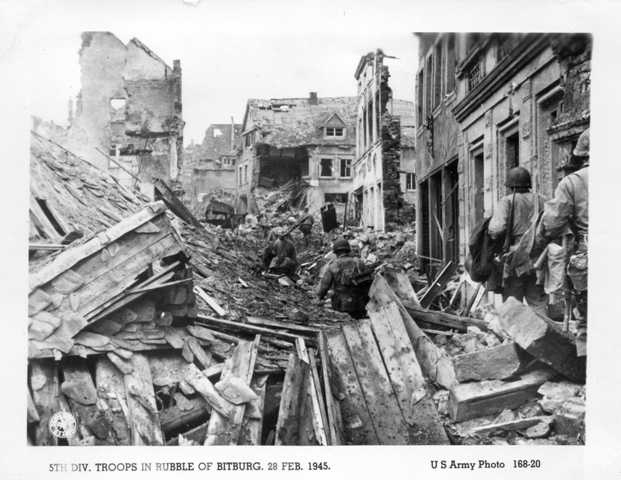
[351,50,416,231]
[68,32,184,197]
[182,122,242,213]
[236,94,358,213]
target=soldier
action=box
[262,228,298,277]
[488,166,547,315]
[537,128,589,336]
[298,208,314,247]
[316,238,370,319]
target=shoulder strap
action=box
[503,193,516,252]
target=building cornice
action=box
[452,34,549,123]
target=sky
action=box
[16,0,420,146]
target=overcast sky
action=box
[17,0,420,146]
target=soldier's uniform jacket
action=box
[263,237,297,269]
[316,255,369,314]
[488,192,545,248]
[541,167,588,249]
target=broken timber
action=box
[153,178,205,231]
[368,274,457,389]
[498,298,586,382]
[452,342,532,383]
[448,368,555,422]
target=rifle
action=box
[351,261,382,286]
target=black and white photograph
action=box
[3,0,621,477]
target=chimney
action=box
[309,91,318,105]
[173,59,181,73]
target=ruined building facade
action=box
[415,33,591,268]
[69,32,184,197]
[237,94,357,213]
[182,122,241,212]
[351,50,416,232]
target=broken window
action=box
[446,34,456,93]
[467,62,483,91]
[340,158,352,177]
[325,127,345,137]
[110,98,126,110]
[320,158,333,177]
[433,42,443,108]
[244,165,248,183]
[244,131,254,148]
[325,193,348,203]
[406,173,416,191]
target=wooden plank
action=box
[239,374,268,445]
[469,415,552,436]
[419,261,456,308]
[325,329,377,445]
[197,315,306,344]
[308,349,330,445]
[123,353,164,445]
[194,287,226,316]
[381,268,421,306]
[154,178,205,230]
[159,393,209,434]
[30,194,62,242]
[318,331,341,445]
[30,202,168,291]
[367,301,449,445]
[61,358,114,444]
[498,297,586,382]
[343,321,409,444]
[204,337,260,445]
[368,274,457,389]
[246,316,320,335]
[274,352,310,445]
[30,360,60,445]
[27,388,40,424]
[94,357,131,445]
[184,363,235,420]
[453,342,529,383]
[295,338,327,445]
[448,368,555,422]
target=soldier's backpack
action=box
[466,217,502,283]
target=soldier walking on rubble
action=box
[262,227,298,277]
[315,238,370,319]
[536,128,589,339]
[298,207,314,247]
[488,166,547,315]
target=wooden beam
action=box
[123,354,164,445]
[368,274,457,389]
[274,352,310,445]
[469,415,552,436]
[498,298,586,382]
[239,374,268,445]
[94,357,131,445]
[30,360,60,445]
[452,342,530,383]
[318,331,342,445]
[448,368,555,422]
[367,302,449,444]
[204,337,260,445]
[29,202,168,292]
[419,261,456,308]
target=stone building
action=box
[237,94,357,213]
[68,32,184,197]
[351,49,416,232]
[414,33,591,269]
[182,122,241,211]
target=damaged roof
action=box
[242,96,358,149]
[30,131,148,246]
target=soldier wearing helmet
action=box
[488,166,547,314]
[316,237,370,319]
[537,128,589,331]
[262,227,298,277]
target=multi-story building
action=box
[414,33,591,270]
[182,122,241,211]
[351,49,416,232]
[68,32,184,197]
[237,93,357,212]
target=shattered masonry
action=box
[68,32,184,198]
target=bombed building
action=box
[414,33,591,269]
[68,32,184,198]
[236,94,357,213]
[351,50,416,232]
[182,122,242,212]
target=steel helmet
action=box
[333,238,351,254]
[573,128,590,157]
[505,166,532,188]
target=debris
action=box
[498,298,585,382]
[452,343,530,382]
[553,398,585,439]
[448,368,555,422]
